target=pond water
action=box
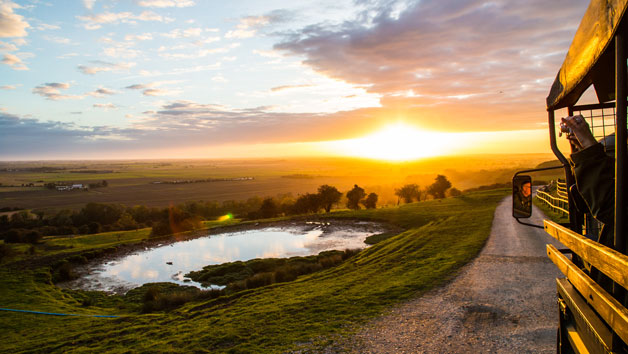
[66,221,384,294]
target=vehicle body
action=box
[513,0,628,352]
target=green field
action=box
[0,188,508,353]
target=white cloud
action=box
[32,82,83,100]
[124,33,153,41]
[83,0,96,10]
[159,43,240,60]
[57,52,79,59]
[0,1,30,37]
[103,45,140,58]
[35,23,60,31]
[93,103,116,109]
[76,10,173,30]
[225,15,274,39]
[211,75,227,83]
[42,35,72,44]
[0,84,16,90]
[138,0,195,8]
[0,40,17,51]
[77,61,136,74]
[1,53,27,70]
[161,27,203,38]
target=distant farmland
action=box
[0,154,557,211]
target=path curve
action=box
[343,195,565,353]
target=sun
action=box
[322,123,458,161]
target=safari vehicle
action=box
[512,0,628,352]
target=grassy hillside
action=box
[0,189,507,353]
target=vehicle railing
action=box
[545,220,628,348]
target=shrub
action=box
[55,262,77,282]
[0,244,14,261]
[273,268,297,283]
[245,272,274,289]
[3,229,28,243]
[24,230,43,244]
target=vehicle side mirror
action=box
[513,175,532,218]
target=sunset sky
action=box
[0,0,590,160]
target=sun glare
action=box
[322,123,460,161]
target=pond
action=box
[65,221,385,294]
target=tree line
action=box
[394,175,459,203]
[0,176,459,243]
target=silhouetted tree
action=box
[346,185,366,210]
[395,184,421,203]
[427,175,452,199]
[317,185,342,213]
[362,193,378,209]
[448,187,462,197]
[259,198,279,218]
[292,193,321,214]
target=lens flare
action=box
[218,213,233,221]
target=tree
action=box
[362,193,378,209]
[259,198,279,218]
[317,185,342,213]
[427,175,452,199]
[346,185,366,210]
[394,184,421,203]
[448,187,462,197]
[292,193,321,214]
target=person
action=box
[513,180,532,217]
[561,115,615,247]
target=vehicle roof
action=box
[546,0,628,110]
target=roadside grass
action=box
[0,188,508,353]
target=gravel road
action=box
[341,195,565,353]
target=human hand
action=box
[561,115,597,150]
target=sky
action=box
[0,0,591,160]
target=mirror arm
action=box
[515,218,544,229]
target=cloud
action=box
[35,23,60,31]
[87,87,116,97]
[225,11,290,39]
[142,88,172,96]
[125,81,180,96]
[1,52,27,70]
[0,40,17,51]
[32,82,84,100]
[271,84,313,92]
[42,35,72,44]
[138,0,195,8]
[124,33,153,41]
[93,103,116,109]
[83,0,95,10]
[0,84,16,90]
[76,10,173,30]
[161,27,204,39]
[274,0,590,131]
[0,1,30,37]
[126,83,148,90]
[77,60,136,74]
[0,111,143,159]
[158,43,240,60]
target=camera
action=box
[559,122,572,135]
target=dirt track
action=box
[341,195,565,353]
